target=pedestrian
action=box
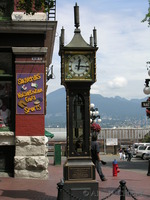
[118,148,123,160]
[91,132,107,181]
[122,150,126,160]
[127,145,132,161]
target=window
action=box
[72,94,85,155]
[0,0,13,20]
[0,51,13,131]
[139,146,146,150]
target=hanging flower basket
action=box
[16,0,54,15]
[146,97,150,118]
[90,123,101,133]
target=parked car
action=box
[143,152,150,160]
[132,143,150,156]
[136,145,150,159]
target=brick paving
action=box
[0,156,149,200]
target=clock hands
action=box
[75,58,88,71]
[77,58,81,70]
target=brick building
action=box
[0,0,57,178]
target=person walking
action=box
[122,150,126,160]
[118,148,123,160]
[127,145,132,161]
[91,133,107,181]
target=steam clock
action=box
[59,3,99,199]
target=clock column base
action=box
[57,181,99,200]
[57,159,99,200]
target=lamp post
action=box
[142,61,150,123]
[143,61,150,95]
[90,103,101,124]
[90,103,105,152]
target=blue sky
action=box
[47,0,150,100]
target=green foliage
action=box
[0,0,14,20]
[141,0,150,26]
[141,134,150,142]
[16,0,54,15]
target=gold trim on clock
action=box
[64,53,94,81]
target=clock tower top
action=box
[59,3,98,85]
[59,3,98,52]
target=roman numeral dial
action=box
[68,55,90,78]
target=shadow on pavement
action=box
[0,189,57,200]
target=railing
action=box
[46,127,149,142]
[57,180,139,200]
[48,0,56,21]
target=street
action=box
[100,154,149,174]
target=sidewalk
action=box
[0,156,149,200]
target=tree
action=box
[142,0,150,25]
[142,132,150,142]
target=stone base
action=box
[58,181,99,200]
[14,136,48,179]
[14,168,48,179]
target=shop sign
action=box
[16,73,44,114]
[141,101,150,108]
[106,138,118,146]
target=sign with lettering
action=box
[141,101,150,108]
[106,138,118,146]
[68,167,92,180]
[16,73,44,114]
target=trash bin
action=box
[54,144,61,165]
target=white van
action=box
[132,143,150,156]
[136,145,150,159]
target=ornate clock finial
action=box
[74,3,80,29]
[61,26,65,46]
[90,34,94,47]
[93,27,97,47]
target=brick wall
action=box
[14,49,46,137]
[15,115,44,136]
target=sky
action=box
[47,0,150,100]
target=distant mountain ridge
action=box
[45,88,146,128]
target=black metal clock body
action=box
[65,82,91,158]
[60,48,97,159]
[60,44,98,160]
[58,4,99,194]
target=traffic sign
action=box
[141,101,150,108]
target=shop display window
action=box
[0,52,13,131]
[0,82,12,130]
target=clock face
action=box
[67,55,91,79]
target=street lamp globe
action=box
[90,103,101,124]
[97,118,102,123]
[143,86,150,95]
[90,103,95,109]
[95,110,99,116]
[90,111,93,116]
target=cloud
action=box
[47,0,150,99]
[108,77,127,88]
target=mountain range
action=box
[45,88,147,128]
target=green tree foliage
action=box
[142,133,150,142]
[142,0,150,25]
[0,0,14,19]
[17,0,54,15]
